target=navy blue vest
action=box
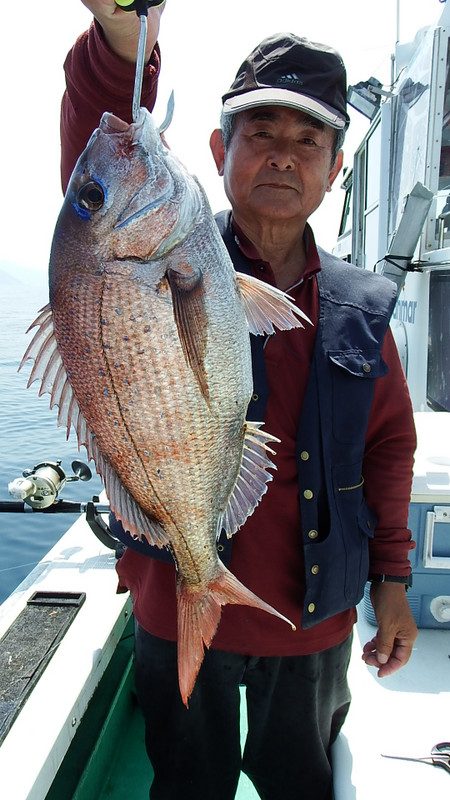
[111,210,397,628]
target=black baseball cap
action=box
[222,33,350,130]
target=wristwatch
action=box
[369,573,412,590]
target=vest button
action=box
[308,529,319,539]
[362,363,372,373]
[300,451,309,461]
[217,544,224,552]
[307,603,316,613]
[311,564,320,575]
[252,393,259,402]
[303,489,314,500]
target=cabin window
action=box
[427,270,450,411]
[436,40,450,247]
[339,181,353,237]
[366,123,381,209]
[439,40,450,191]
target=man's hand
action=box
[81,0,166,62]
[361,581,418,677]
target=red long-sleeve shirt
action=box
[60,22,416,655]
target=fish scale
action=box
[91,286,218,524]
[70,274,236,574]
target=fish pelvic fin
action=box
[218,421,279,539]
[236,272,312,335]
[177,561,295,706]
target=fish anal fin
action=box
[167,264,210,405]
[236,272,311,335]
[218,421,279,539]
[177,562,295,706]
[95,449,171,548]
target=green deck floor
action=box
[46,623,259,799]
[95,687,259,800]
[96,702,150,800]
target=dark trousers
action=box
[134,623,352,800]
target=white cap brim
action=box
[222,87,346,129]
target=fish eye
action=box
[77,181,105,211]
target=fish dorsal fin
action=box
[218,421,279,539]
[20,304,93,444]
[20,305,170,549]
[236,272,312,335]
[21,304,74,437]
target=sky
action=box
[0,0,445,284]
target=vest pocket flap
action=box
[328,349,388,379]
[357,502,377,539]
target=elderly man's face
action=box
[210,106,343,229]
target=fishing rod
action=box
[1,460,119,552]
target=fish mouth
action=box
[100,110,146,141]
[100,113,131,134]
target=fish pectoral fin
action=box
[218,422,279,539]
[236,272,312,335]
[177,562,295,706]
[167,266,210,404]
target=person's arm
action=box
[80,0,164,62]
[361,328,418,676]
[61,0,165,192]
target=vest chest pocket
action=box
[328,349,388,444]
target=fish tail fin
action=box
[176,562,296,706]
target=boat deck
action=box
[62,619,450,800]
[94,685,259,800]
[44,627,259,800]
[97,707,149,800]
[333,610,450,800]
[2,505,450,799]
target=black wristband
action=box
[369,573,412,590]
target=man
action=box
[62,4,418,799]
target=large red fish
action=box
[21,108,310,704]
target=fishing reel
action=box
[5,460,122,555]
[8,460,92,510]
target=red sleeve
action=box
[60,19,160,193]
[363,327,417,576]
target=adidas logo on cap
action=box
[277,73,303,85]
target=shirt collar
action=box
[231,217,321,283]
